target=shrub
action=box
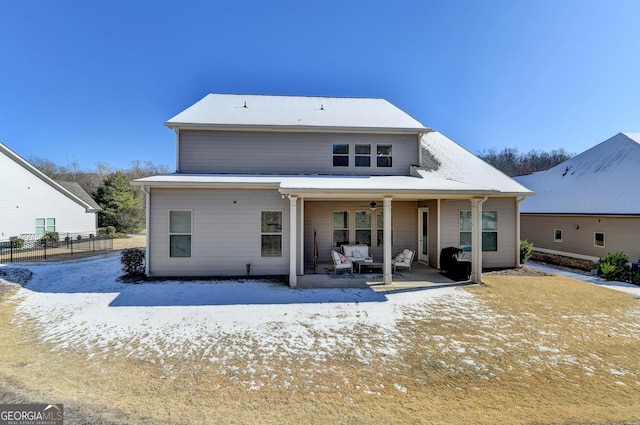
[106,226,116,235]
[120,247,145,276]
[39,232,59,247]
[520,240,533,264]
[10,238,24,249]
[76,234,82,240]
[599,262,617,281]
[596,251,629,281]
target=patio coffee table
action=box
[357,261,383,274]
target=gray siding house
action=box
[514,132,640,264]
[133,94,532,286]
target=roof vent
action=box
[243,101,247,108]
[320,104,324,110]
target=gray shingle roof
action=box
[514,132,640,215]
[166,94,429,132]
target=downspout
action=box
[515,195,526,267]
[141,185,151,276]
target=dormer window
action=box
[333,144,349,167]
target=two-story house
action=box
[132,94,532,286]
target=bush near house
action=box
[120,247,145,276]
[520,240,533,264]
[596,252,629,281]
[39,232,59,248]
[9,238,24,249]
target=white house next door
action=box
[418,208,429,262]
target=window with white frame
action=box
[377,144,392,167]
[355,210,372,246]
[35,218,56,235]
[459,210,498,252]
[332,211,349,247]
[554,229,563,242]
[594,232,605,247]
[355,144,371,167]
[261,211,283,257]
[169,210,192,257]
[376,210,393,247]
[333,143,349,167]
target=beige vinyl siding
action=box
[148,188,289,277]
[440,198,518,269]
[178,130,417,175]
[521,214,640,262]
[303,200,418,265]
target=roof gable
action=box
[166,94,429,132]
[0,142,100,212]
[514,132,640,214]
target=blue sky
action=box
[1,0,639,171]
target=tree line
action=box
[30,157,169,234]
[476,147,573,177]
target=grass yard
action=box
[0,258,638,424]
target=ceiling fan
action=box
[357,200,378,211]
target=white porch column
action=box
[470,195,488,284]
[289,196,298,288]
[299,197,305,275]
[383,197,393,285]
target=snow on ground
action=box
[2,253,481,369]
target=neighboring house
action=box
[132,94,532,286]
[514,132,640,264]
[0,142,100,240]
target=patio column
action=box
[289,196,298,288]
[383,196,393,285]
[470,195,488,284]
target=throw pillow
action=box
[395,253,405,262]
[339,253,348,264]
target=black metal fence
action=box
[0,232,113,263]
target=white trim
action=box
[418,207,429,263]
[383,197,393,285]
[289,197,298,287]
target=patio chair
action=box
[331,250,353,275]
[392,249,415,273]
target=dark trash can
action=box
[440,247,471,281]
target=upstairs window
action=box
[377,144,392,167]
[333,144,349,167]
[355,144,371,167]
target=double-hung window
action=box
[355,211,372,246]
[355,144,371,167]
[377,144,392,167]
[459,210,498,252]
[169,210,192,257]
[333,144,349,167]
[35,218,56,235]
[332,211,349,247]
[261,211,283,256]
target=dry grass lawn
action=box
[1,273,638,424]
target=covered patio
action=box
[297,261,473,290]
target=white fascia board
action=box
[164,122,430,135]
